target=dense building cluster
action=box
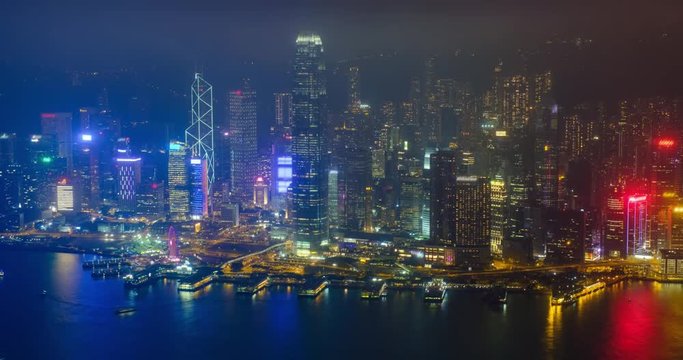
[1,32,682,269]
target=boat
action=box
[41,290,47,296]
[0,269,4,278]
[424,279,446,303]
[115,307,136,315]
[361,280,388,300]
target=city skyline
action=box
[3,3,683,359]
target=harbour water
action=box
[1,250,683,359]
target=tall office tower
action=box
[534,101,559,209]
[228,80,258,202]
[455,176,492,268]
[626,194,649,256]
[41,113,73,171]
[561,104,595,162]
[532,71,553,107]
[0,133,16,168]
[650,138,680,251]
[380,101,396,127]
[73,133,99,211]
[400,176,423,236]
[421,57,439,145]
[136,181,164,217]
[604,186,625,258]
[115,156,141,213]
[56,177,79,212]
[272,156,293,214]
[189,158,208,219]
[501,75,530,131]
[430,150,457,246]
[168,141,190,220]
[544,208,585,264]
[490,177,507,258]
[328,169,339,228]
[23,135,62,213]
[334,123,372,231]
[291,32,328,256]
[274,92,293,129]
[186,73,215,199]
[253,176,269,207]
[348,66,361,114]
[0,163,23,230]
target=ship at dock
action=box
[424,279,446,303]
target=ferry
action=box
[298,278,329,298]
[236,276,269,294]
[361,280,388,300]
[551,281,606,306]
[424,279,446,303]
[115,307,136,315]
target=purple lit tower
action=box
[168,226,179,261]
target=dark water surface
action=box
[1,251,683,360]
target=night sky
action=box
[1,0,683,140]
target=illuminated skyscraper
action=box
[115,156,141,212]
[253,176,269,207]
[604,186,625,258]
[455,176,491,268]
[186,73,215,198]
[41,113,73,171]
[400,176,423,236]
[626,194,649,256]
[228,81,258,202]
[274,92,293,128]
[73,133,99,211]
[430,150,457,246]
[168,141,189,220]
[189,158,208,219]
[490,177,507,258]
[291,32,328,256]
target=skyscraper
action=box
[430,150,458,246]
[41,113,73,171]
[189,157,208,219]
[291,32,328,256]
[186,73,215,199]
[168,141,189,220]
[274,92,293,129]
[228,80,258,202]
[455,176,492,268]
[115,156,141,213]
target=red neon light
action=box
[41,113,56,119]
[657,138,675,148]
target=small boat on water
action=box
[424,279,446,303]
[41,290,47,296]
[115,307,136,315]
[0,269,4,278]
